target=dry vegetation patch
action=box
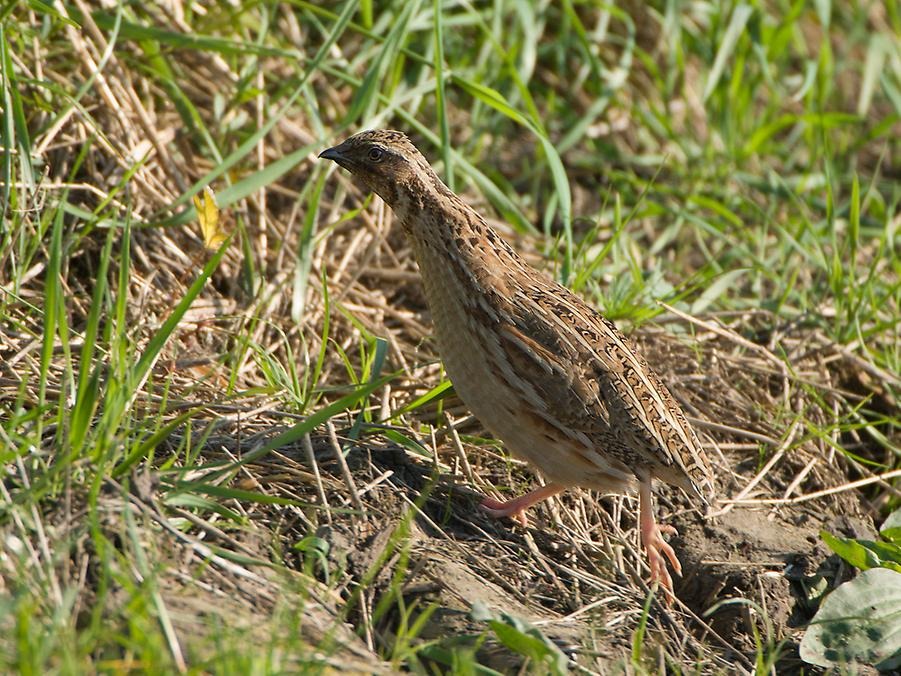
[2,2,899,673]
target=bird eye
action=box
[367,147,384,162]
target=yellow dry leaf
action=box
[193,186,227,250]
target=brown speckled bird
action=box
[320,130,714,593]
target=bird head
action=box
[319,129,430,208]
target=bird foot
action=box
[638,478,684,601]
[478,483,566,528]
[641,521,682,600]
[480,497,529,527]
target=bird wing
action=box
[493,279,713,502]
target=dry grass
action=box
[2,1,899,673]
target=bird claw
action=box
[480,496,529,527]
[638,478,685,601]
[643,524,682,602]
[477,484,565,528]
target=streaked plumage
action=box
[320,129,714,594]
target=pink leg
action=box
[639,479,682,596]
[480,483,566,527]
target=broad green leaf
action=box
[471,602,568,675]
[238,374,395,467]
[130,237,229,391]
[882,508,901,533]
[292,171,327,323]
[881,528,901,545]
[821,530,881,570]
[800,568,901,670]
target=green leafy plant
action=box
[800,509,901,670]
[471,602,569,675]
[820,509,901,573]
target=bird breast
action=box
[405,230,634,492]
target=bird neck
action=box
[393,174,521,271]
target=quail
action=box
[320,130,714,593]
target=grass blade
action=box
[704,4,754,102]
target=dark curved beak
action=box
[318,146,343,162]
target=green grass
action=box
[1,0,899,673]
